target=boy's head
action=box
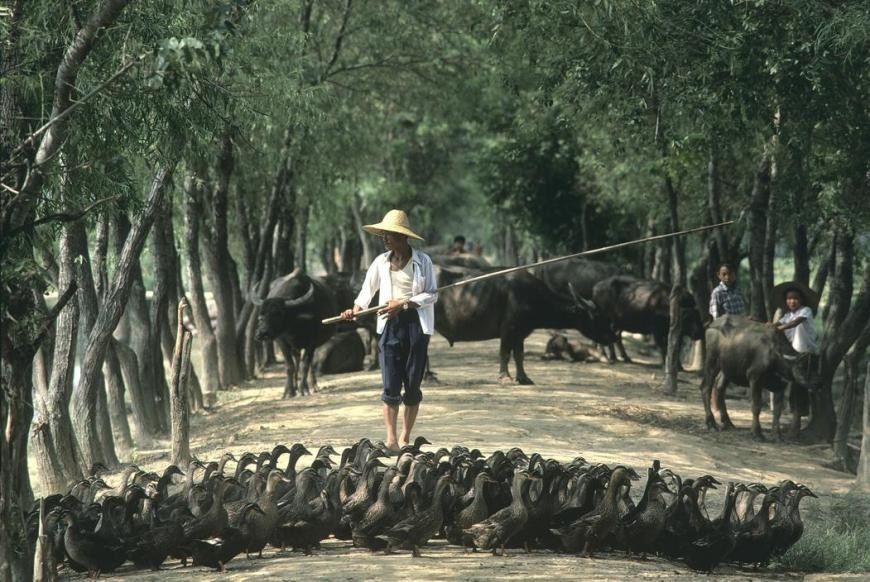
[717,263,737,287]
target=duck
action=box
[353,466,401,550]
[551,466,631,556]
[729,488,778,565]
[191,503,264,571]
[273,468,343,554]
[465,470,538,556]
[680,482,738,572]
[445,470,497,547]
[775,483,816,555]
[127,507,190,570]
[61,510,128,577]
[376,473,455,557]
[617,468,672,558]
[233,469,289,558]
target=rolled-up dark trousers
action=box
[378,310,429,406]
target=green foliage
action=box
[775,492,870,573]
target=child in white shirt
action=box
[776,288,817,353]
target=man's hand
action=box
[378,299,406,320]
[341,305,361,321]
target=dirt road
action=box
[61,331,856,580]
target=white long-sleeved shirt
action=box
[353,249,438,335]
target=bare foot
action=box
[385,441,401,455]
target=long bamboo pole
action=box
[322,220,734,325]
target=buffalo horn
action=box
[568,283,596,311]
[283,282,315,308]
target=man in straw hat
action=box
[341,210,438,453]
[771,280,820,354]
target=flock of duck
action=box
[32,437,816,577]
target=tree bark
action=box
[183,173,221,406]
[147,193,176,425]
[102,341,133,451]
[833,328,869,473]
[169,300,193,467]
[813,236,835,299]
[32,182,84,492]
[661,285,684,394]
[804,236,868,443]
[112,338,153,446]
[203,132,244,387]
[294,201,308,271]
[72,163,174,467]
[114,212,162,437]
[664,177,686,287]
[793,223,810,286]
[748,151,772,321]
[857,359,870,491]
[708,147,728,265]
[762,185,777,319]
[351,190,372,268]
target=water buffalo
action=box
[255,271,343,397]
[538,258,620,300]
[591,275,705,363]
[314,330,366,375]
[700,315,819,441]
[433,266,616,384]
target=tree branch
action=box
[31,280,78,351]
[321,0,354,81]
[5,195,118,239]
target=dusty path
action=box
[60,331,856,580]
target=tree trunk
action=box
[351,190,372,268]
[664,177,686,287]
[793,223,810,286]
[32,197,84,492]
[814,237,835,313]
[857,359,870,492]
[762,186,777,319]
[708,147,728,265]
[114,212,162,437]
[102,341,133,451]
[804,236,868,444]
[72,164,174,467]
[661,285,684,394]
[183,173,221,406]
[69,212,119,467]
[112,338,153,447]
[147,195,176,426]
[169,300,193,467]
[833,329,869,473]
[204,133,245,388]
[748,152,772,321]
[295,201,308,271]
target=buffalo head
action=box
[568,283,619,344]
[254,282,315,341]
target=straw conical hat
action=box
[772,280,820,312]
[362,209,424,241]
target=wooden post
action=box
[661,285,684,395]
[33,497,56,582]
[170,298,193,467]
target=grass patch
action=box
[775,491,870,573]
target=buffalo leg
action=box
[513,339,533,385]
[715,376,735,429]
[498,336,514,383]
[700,359,719,431]
[299,348,315,396]
[615,336,632,363]
[277,337,298,398]
[749,378,765,441]
[771,390,785,441]
[607,342,617,363]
